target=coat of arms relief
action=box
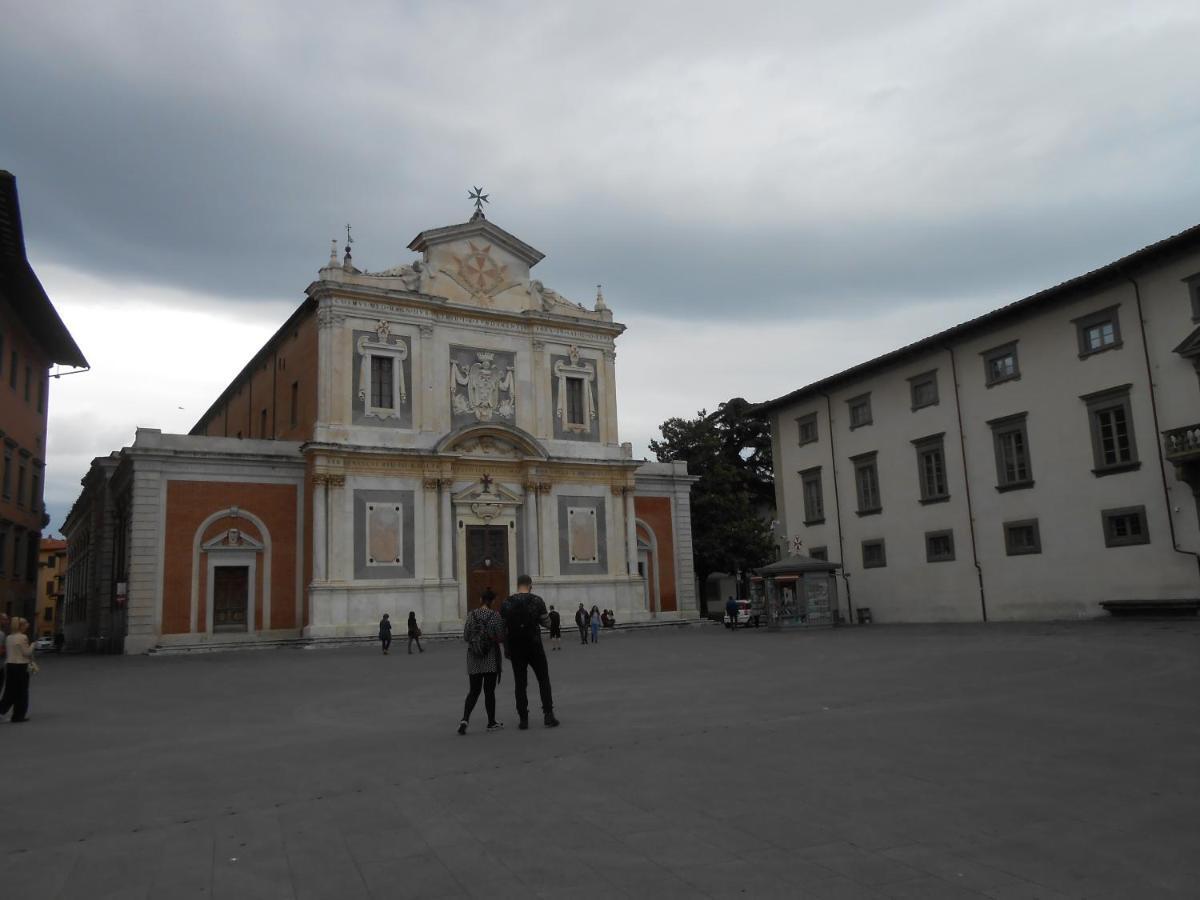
[451,351,516,422]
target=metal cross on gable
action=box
[345,223,354,246]
[468,186,489,215]
[480,473,494,493]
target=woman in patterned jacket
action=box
[458,595,505,735]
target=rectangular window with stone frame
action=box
[800,466,824,524]
[988,412,1033,491]
[1004,519,1041,556]
[861,538,886,568]
[912,433,949,503]
[1101,505,1150,548]
[908,370,938,410]
[982,341,1020,387]
[1073,306,1122,358]
[1081,384,1139,475]
[565,376,586,426]
[1,444,10,499]
[796,412,818,446]
[852,452,881,515]
[370,355,394,409]
[925,529,955,562]
[847,393,872,429]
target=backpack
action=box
[504,593,542,644]
[466,610,494,659]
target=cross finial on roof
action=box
[468,186,489,220]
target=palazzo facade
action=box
[63,208,697,653]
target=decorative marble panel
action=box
[353,490,415,580]
[557,494,607,575]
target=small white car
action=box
[34,636,55,652]
[737,599,761,628]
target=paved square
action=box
[5,621,1199,898]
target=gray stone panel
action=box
[557,494,607,575]
[550,353,600,443]
[351,331,413,428]
[449,346,517,430]
[353,490,416,580]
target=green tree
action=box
[649,397,776,613]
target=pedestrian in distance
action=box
[407,611,424,654]
[589,604,602,643]
[0,617,36,723]
[379,613,392,654]
[501,575,560,730]
[725,595,739,630]
[575,603,589,645]
[53,631,65,653]
[548,604,562,651]
[0,612,9,698]
[458,594,504,735]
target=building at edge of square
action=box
[62,205,698,653]
[757,223,1200,623]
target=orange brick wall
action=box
[635,495,677,612]
[161,481,299,634]
[196,307,318,441]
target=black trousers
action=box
[463,672,497,724]
[381,635,391,652]
[408,635,422,653]
[577,624,587,644]
[510,644,554,719]
[0,663,30,721]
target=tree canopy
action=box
[649,397,777,601]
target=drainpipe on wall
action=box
[818,391,855,624]
[1123,271,1200,580]
[944,345,988,622]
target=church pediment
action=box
[408,217,545,268]
[437,423,549,461]
[201,528,265,552]
[451,479,523,506]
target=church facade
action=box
[62,207,698,653]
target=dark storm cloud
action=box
[3,1,1200,319]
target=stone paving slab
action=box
[3,620,1199,898]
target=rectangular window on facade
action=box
[370,355,394,409]
[1004,519,1042,555]
[1102,506,1150,547]
[1073,306,1122,357]
[908,370,938,410]
[0,532,6,574]
[1187,274,1200,321]
[925,530,955,562]
[982,341,1020,386]
[260,408,268,438]
[808,546,828,561]
[1,446,11,499]
[30,471,39,515]
[9,351,16,388]
[797,413,818,446]
[565,377,585,426]
[290,381,299,426]
[912,433,949,502]
[23,365,30,402]
[1082,385,1138,475]
[43,606,52,622]
[11,532,20,580]
[852,452,881,514]
[16,465,25,507]
[847,393,872,429]
[987,412,1033,490]
[800,466,824,524]
[862,539,886,568]
[36,375,45,414]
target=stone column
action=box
[418,324,434,433]
[439,479,454,581]
[523,483,541,576]
[325,474,345,581]
[531,340,549,438]
[538,484,557,576]
[312,474,328,582]
[624,487,638,576]
[601,349,619,445]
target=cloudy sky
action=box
[3,0,1199,532]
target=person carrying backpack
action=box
[501,575,560,730]
[458,595,504,735]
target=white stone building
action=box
[760,224,1200,622]
[64,204,698,653]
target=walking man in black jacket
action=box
[501,575,560,730]
[574,603,589,645]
